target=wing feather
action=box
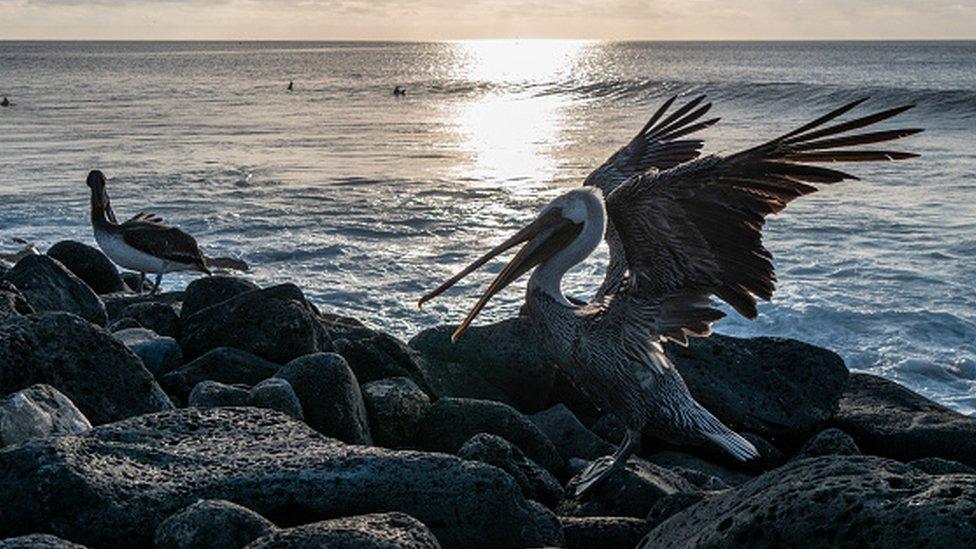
[604,99,920,342]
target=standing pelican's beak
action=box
[419,207,582,343]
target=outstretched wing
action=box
[585,95,720,299]
[584,94,720,195]
[604,99,921,344]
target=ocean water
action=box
[1,40,974,413]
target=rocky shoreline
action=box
[1,241,975,548]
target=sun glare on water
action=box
[449,40,590,191]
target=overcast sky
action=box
[1,0,974,40]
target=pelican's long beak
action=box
[419,208,581,342]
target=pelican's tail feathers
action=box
[691,406,759,461]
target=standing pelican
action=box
[420,98,920,496]
[87,170,210,294]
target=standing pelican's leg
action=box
[568,428,641,498]
[138,272,146,295]
[151,272,164,295]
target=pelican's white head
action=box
[419,187,606,341]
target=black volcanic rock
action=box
[161,347,281,405]
[640,455,976,548]
[188,381,251,408]
[666,334,849,450]
[243,512,440,549]
[458,433,564,508]
[47,240,125,295]
[275,352,372,444]
[560,516,651,549]
[0,407,560,548]
[409,317,557,413]
[831,373,976,468]
[0,281,33,322]
[362,377,431,448]
[0,313,172,424]
[180,284,331,363]
[794,428,860,459]
[181,276,260,319]
[2,255,107,325]
[411,397,564,476]
[118,301,181,338]
[0,534,89,549]
[559,458,698,519]
[154,500,274,549]
[530,404,615,462]
[0,384,91,447]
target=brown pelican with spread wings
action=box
[420,97,920,497]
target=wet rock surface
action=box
[0,407,561,549]
[0,313,172,424]
[640,455,976,548]
[243,512,440,549]
[2,255,107,325]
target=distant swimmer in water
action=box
[287,81,294,91]
[393,86,406,97]
[0,97,9,107]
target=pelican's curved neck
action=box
[528,192,606,307]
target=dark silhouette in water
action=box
[287,81,293,91]
[0,97,9,107]
[393,86,406,97]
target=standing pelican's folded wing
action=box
[603,99,921,344]
[585,95,721,299]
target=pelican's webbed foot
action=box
[566,428,639,499]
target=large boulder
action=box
[411,397,564,476]
[362,377,431,448]
[117,302,181,338]
[794,428,860,460]
[180,284,331,363]
[103,292,184,322]
[0,282,33,322]
[458,433,564,508]
[2,255,107,325]
[324,316,428,390]
[0,407,560,548]
[640,455,976,548]
[0,384,91,447]
[0,313,172,424]
[0,534,88,548]
[559,458,698,518]
[667,334,849,449]
[530,404,615,462]
[243,512,439,549]
[46,240,125,295]
[154,499,275,549]
[831,373,976,468]
[181,276,260,319]
[113,328,183,378]
[161,347,280,405]
[409,317,557,413]
[275,353,372,444]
